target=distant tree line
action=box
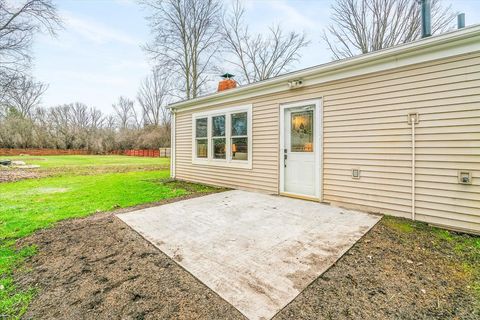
[0,98,170,153]
[0,70,171,152]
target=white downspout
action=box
[408,113,419,221]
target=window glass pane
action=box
[231,137,248,161]
[213,138,226,159]
[196,139,208,158]
[231,112,247,136]
[291,110,313,152]
[212,115,225,137]
[196,118,207,138]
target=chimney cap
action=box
[221,73,235,79]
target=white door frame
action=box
[279,98,323,201]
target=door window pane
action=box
[291,110,313,152]
[231,137,248,160]
[212,115,225,137]
[196,139,208,158]
[196,118,207,138]
[213,138,226,159]
[231,112,247,136]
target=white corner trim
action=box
[170,25,480,112]
[170,111,176,178]
[191,104,253,170]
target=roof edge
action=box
[169,24,480,111]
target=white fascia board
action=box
[169,25,480,112]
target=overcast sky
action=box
[32,0,480,113]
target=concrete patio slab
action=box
[117,190,381,320]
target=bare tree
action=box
[143,0,223,99]
[0,70,17,104]
[4,76,48,117]
[221,1,310,84]
[90,107,105,130]
[112,96,138,129]
[323,0,456,59]
[71,102,91,131]
[0,0,61,92]
[48,104,73,149]
[137,68,172,127]
[0,99,173,151]
[104,114,116,130]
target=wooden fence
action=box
[109,148,171,158]
[0,148,171,158]
[0,148,89,156]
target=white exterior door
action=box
[281,100,321,199]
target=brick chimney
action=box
[217,73,237,92]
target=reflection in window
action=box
[196,138,208,158]
[213,138,226,159]
[212,115,226,159]
[212,115,225,136]
[231,112,248,161]
[232,137,248,160]
[196,118,208,138]
[193,108,250,166]
[196,118,208,158]
[231,112,247,136]
[291,110,313,152]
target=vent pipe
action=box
[458,13,465,29]
[421,0,432,38]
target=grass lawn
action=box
[0,155,216,318]
[0,155,478,319]
[5,155,170,169]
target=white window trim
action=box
[192,104,253,169]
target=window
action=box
[291,110,313,152]
[195,118,208,158]
[212,115,226,159]
[192,105,252,168]
[231,112,248,160]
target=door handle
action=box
[284,149,287,167]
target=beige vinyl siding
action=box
[174,52,480,233]
[175,103,279,193]
[322,52,480,232]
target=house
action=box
[168,25,480,234]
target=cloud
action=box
[61,11,138,46]
[267,0,317,30]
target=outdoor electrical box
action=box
[458,171,472,185]
[352,169,361,179]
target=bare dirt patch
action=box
[0,164,169,183]
[0,168,43,183]
[274,217,479,320]
[15,210,478,319]
[16,195,245,320]
[42,164,169,177]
